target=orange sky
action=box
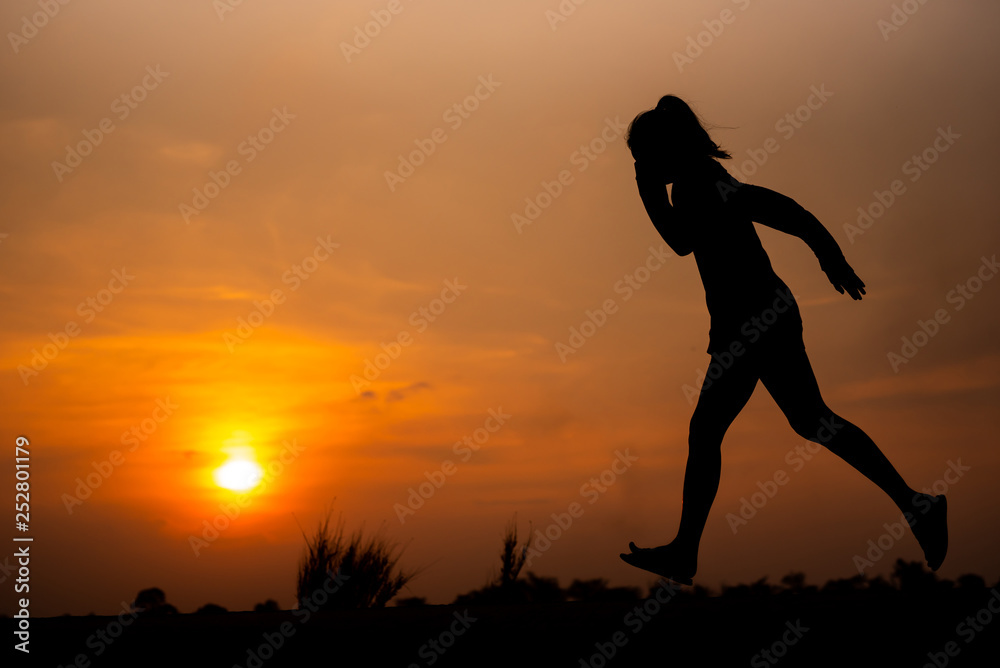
[1,0,999,616]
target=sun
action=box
[214,458,264,492]
[212,431,264,492]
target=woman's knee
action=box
[786,405,841,442]
[688,414,725,451]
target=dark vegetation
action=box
[295,509,417,610]
[121,513,996,613]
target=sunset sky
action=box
[2,0,998,617]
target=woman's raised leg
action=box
[758,344,947,569]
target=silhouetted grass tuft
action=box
[496,512,531,589]
[296,510,416,610]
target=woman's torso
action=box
[670,159,802,353]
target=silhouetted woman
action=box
[619,95,948,585]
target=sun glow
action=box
[212,431,264,492]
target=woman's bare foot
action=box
[908,493,948,571]
[619,541,697,585]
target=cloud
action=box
[386,381,431,402]
[839,354,1000,401]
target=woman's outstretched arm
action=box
[727,182,867,299]
[635,161,693,256]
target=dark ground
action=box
[5,588,999,667]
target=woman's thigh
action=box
[757,343,831,439]
[690,351,760,443]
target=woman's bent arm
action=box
[728,182,867,299]
[635,166,693,256]
[728,183,843,265]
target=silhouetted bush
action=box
[522,572,565,603]
[195,603,228,615]
[395,597,428,607]
[453,515,571,605]
[132,588,178,615]
[296,511,415,610]
[891,558,940,593]
[687,584,714,599]
[821,574,869,595]
[957,574,987,590]
[721,576,776,598]
[253,599,280,613]
[567,578,641,602]
[454,571,567,605]
[867,574,895,594]
[780,572,805,592]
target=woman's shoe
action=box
[912,494,948,571]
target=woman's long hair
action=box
[626,95,731,161]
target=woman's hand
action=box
[822,257,866,300]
